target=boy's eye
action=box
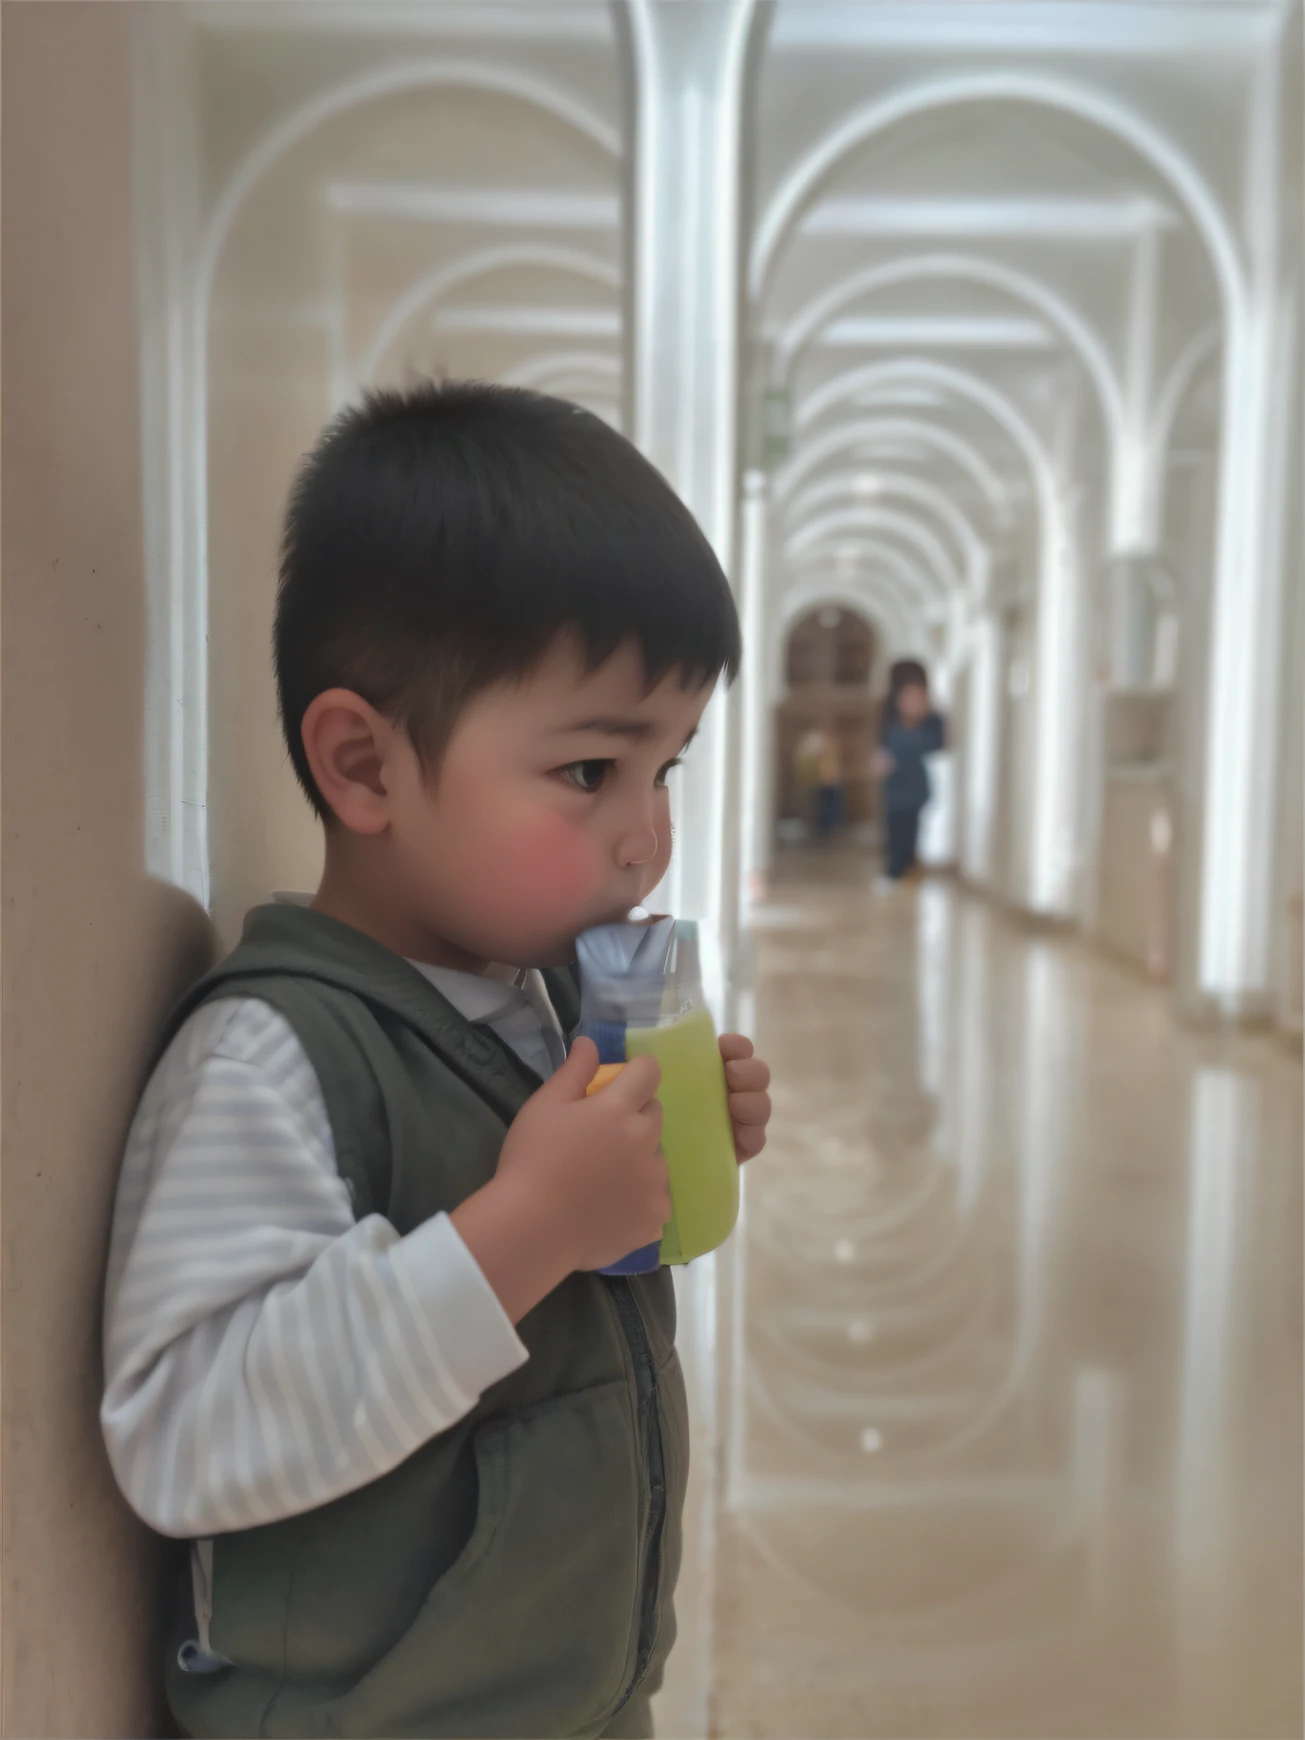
[656,758,683,788]
[560,759,612,793]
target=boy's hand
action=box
[456,1038,669,1316]
[718,1033,771,1162]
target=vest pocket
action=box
[312,1377,647,1740]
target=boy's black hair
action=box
[275,380,741,821]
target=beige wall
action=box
[1,7,216,1733]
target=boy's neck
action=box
[311,852,494,976]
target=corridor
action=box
[658,855,1302,1740]
[3,3,1302,1734]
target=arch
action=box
[161,60,623,907]
[784,470,988,579]
[750,68,1287,989]
[777,252,1126,460]
[833,416,1013,525]
[785,539,945,627]
[789,361,1054,520]
[783,596,880,642]
[1151,321,1220,461]
[783,583,910,653]
[782,598,878,689]
[773,578,917,692]
[775,575,925,677]
[786,507,960,599]
[203,62,618,297]
[1141,322,1221,547]
[785,357,1073,912]
[750,71,1243,321]
[359,245,621,383]
[503,350,622,391]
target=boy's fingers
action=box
[607,1052,661,1108]
[718,1032,754,1063]
[728,1090,771,1127]
[554,1037,600,1096]
[735,1126,767,1162]
[725,1057,770,1092]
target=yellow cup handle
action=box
[585,1062,627,1096]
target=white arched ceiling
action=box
[789,356,1073,911]
[776,252,1125,477]
[359,244,621,386]
[749,67,1285,985]
[787,362,1055,546]
[787,506,960,600]
[750,73,1241,316]
[789,536,939,616]
[783,471,989,584]
[824,417,1014,527]
[776,415,1020,531]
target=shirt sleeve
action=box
[101,999,528,1540]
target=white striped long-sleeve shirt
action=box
[101,960,567,1542]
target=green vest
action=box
[157,904,689,1740]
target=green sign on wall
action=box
[761,387,790,465]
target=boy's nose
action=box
[615,817,660,869]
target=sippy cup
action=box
[574,917,739,1276]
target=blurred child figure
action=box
[796,721,844,841]
[873,660,944,887]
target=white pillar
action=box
[1199,40,1293,1009]
[1113,222,1161,551]
[963,613,1002,887]
[626,0,758,946]
[132,5,209,908]
[1199,294,1293,1009]
[1109,558,1156,689]
[738,470,771,908]
[1030,485,1083,914]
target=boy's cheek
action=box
[461,810,603,919]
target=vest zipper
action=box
[606,1277,668,1716]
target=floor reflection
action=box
[655,851,1302,1740]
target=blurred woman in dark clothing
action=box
[873,660,945,883]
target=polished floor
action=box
[654,852,1302,1740]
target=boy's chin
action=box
[520,905,657,968]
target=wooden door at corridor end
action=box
[773,607,881,834]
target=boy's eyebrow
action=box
[555,719,700,750]
[557,718,657,741]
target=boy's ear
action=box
[301,689,395,835]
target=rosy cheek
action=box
[465,810,600,918]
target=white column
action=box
[963,612,1002,887]
[1199,41,1293,1008]
[1200,295,1293,1008]
[1114,222,1161,551]
[131,5,209,909]
[738,470,770,910]
[626,0,758,945]
[1109,558,1155,688]
[1030,485,1083,914]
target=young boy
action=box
[101,382,772,1740]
